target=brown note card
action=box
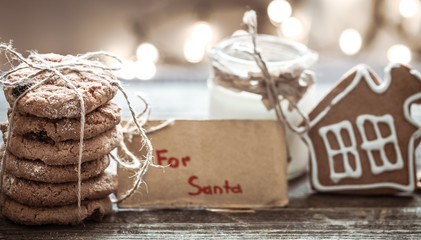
[117,120,288,209]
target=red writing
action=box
[156,149,190,168]
[188,175,243,196]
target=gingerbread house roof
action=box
[309,63,421,128]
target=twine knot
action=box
[210,10,317,135]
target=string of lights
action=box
[91,0,421,80]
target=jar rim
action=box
[208,34,315,66]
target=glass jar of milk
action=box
[208,34,318,180]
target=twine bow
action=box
[211,10,317,135]
[0,43,153,223]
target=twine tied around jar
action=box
[210,10,317,135]
[0,43,156,223]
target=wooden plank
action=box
[1,174,421,239]
[2,207,420,239]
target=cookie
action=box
[2,172,117,207]
[2,151,110,183]
[3,53,118,119]
[4,125,122,165]
[303,63,421,194]
[9,101,121,141]
[1,194,112,225]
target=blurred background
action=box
[0,0,420,79]
[0,0,420,119]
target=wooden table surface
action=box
[1,62,421,239]
[1,173,421,239]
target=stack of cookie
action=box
[0,54,122,225]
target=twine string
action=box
[244,10,312,135]
[122,95,175,136]
[0,43,153,223]
[210,10,315,135]
[115,94,174,201]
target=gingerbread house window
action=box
[319,120,362,183]
[356,114,403,175]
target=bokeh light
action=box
[192,22,213,44]
[387,44,412,64]
[232,29,248,36]
[135,60,157,80]
[116,60,137,80]
[136,42,159,63]
[339,29,362,55]
[184,39,205,63]
[267,0,292,23]
[399,0,419,18]
[281,17,303,39]
[116,60,157,80]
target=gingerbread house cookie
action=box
[304,63,421,194]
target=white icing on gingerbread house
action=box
[304,63,421,193]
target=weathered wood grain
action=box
[1,174,420,240]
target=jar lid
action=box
[208,34,318,75]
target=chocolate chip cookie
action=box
[9,101,121,141]
[4,125,122,165]
[2,172,117,207]
[1,194,112,225]
[2,151,110,183]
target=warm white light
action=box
[116,60,137,80]
[192,22,213,44]
[136,42,159,63]
[281,17,303,38]
[339,29,362,55]
[116,60,157,80]
[267,0,292,23]
[387,44,412,64]
[184,39,205,63]
[232,29,248,36]
[399,0,419,18]
[135,60,157,80]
